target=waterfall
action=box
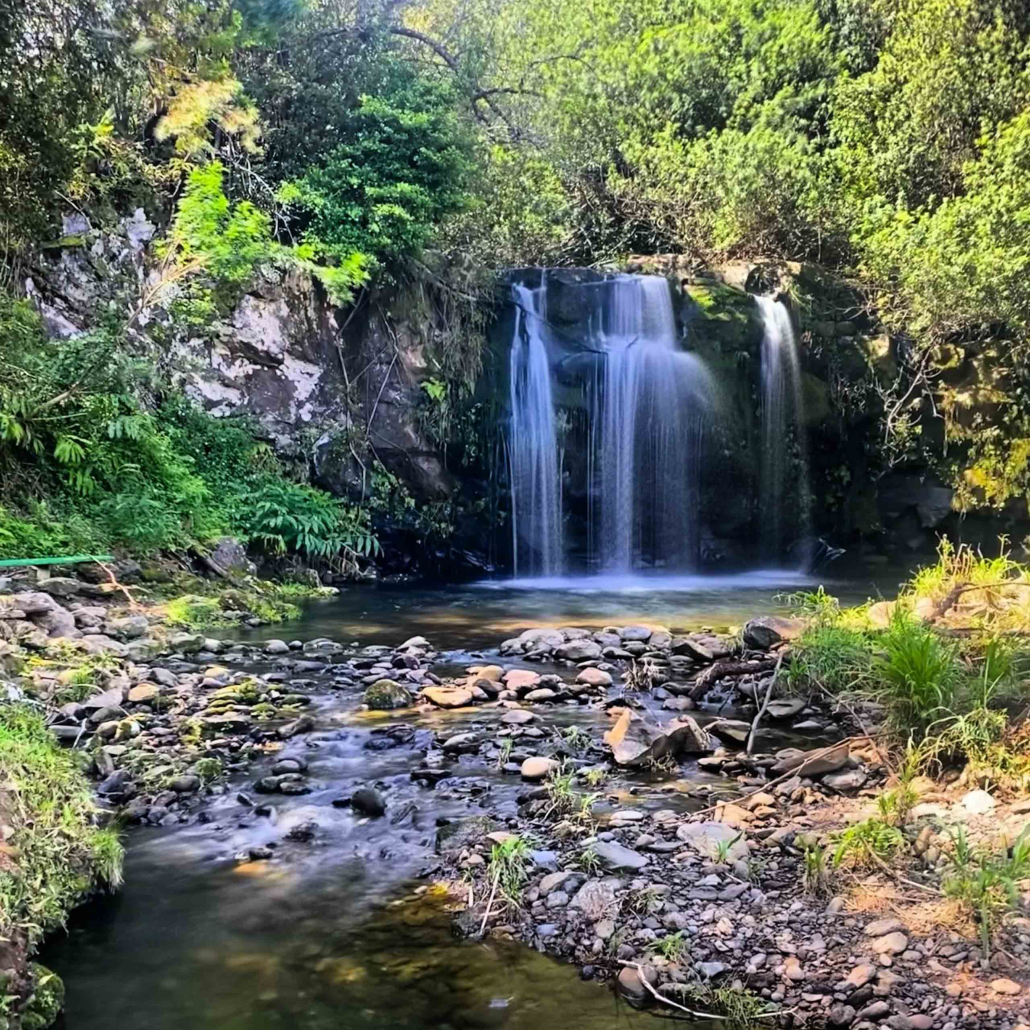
[756,296,809,564]
[589,276,713,572]
[508,279,563,576]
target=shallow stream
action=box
[44,565,904,1028]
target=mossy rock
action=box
[683,283,764,354]
[22,964,65,1030]
[363,679,413,710]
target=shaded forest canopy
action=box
[2,0,1030,562]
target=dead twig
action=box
[746,652,784,754]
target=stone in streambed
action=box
[569,879,618,921]
[421,686,474,709]
[554,639,602,661]
[503,669,541,691]
[707,719,752,745]
[742,615,804,649]
[592,841,648,871]
[502,709,536,725]
[350,787,387,817]
[617,963,657,1002]
[576,667,612,688]
[363,679,413,710]
[521,756,557,781]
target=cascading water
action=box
[589,276,714,572]
[756,296,809,564]
[508,278,563,576]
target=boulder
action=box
[520,756,557,781]
[38,577,82,598]
[503,669,541,692]
[105,615,150,641]
[350,787,387,817]
[707,719,752,745]
[576,667,613,688]
[421,686,474,709]
[569,878,618,921]
[771,741,849,777]
[554,639,602,661]
[617,964,658,1003]
[501,709,536,725]
[742,616,804,650]
[676,821,748,861]
[363,679,413,710]
[208,537,256,576]
[606,710,711,766]
[517,627,566,652]
[618,625,653,642]
[592,841,648,871]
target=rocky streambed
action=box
[3,579,1029,1030]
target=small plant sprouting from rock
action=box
[583,766,609,788]
[832,817,905,869]
[653,930,687,962]
[577,846,602,876]
[802,841,829,895]
[496,737,513,769]
[626,885,661,915]
[941,825,1030,963]
[487,835,531,911]
[713,832,742,865]
[625,657,662,691]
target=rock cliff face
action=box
[24,210,455,512]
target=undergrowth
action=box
[0,705,123,953]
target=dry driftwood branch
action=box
[689,657,778,701]
[746,652,785,754]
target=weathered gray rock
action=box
[350,787,386,817]
[742,615,804,650]
[569,878,618,921]
[771,741,850,777]
[707,719,752,745]
[676,821,748,861]
[38,577,82,598]
[554,639,602,661]
[363,679,413,710]
[592,841,648,871]
[521,757,557,781]
[617,625,653,642]
[105,615,150,640]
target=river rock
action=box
[351,787,387,817]
[576,667,613,688]
[421,686,474,708]
[742,615,804,650]
[707,719,752,745]
[554,639,602,661]
[277,714,314,739]
[39,577,82,598]
[501,709,536,725]
[593,841,648,870]
[521,756,557,781]
[823,767,867,791]
[672,636,714,662]
[617,963,657,1002]
[870,931,908,955]
[503,669,541,691]
[676,821,748,861]
[765,698,805,720]
[363,679,413,710]
[469,664,504,682]
[524,687,557,702]
[569,879,618,921]
[265,639,290,654]
[105,615,150,640]
[961,788,996,814]
[618,625,653,642]
[771,741,849,777]
[127,684,159,704]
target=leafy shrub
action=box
[239,480,379,562]
[942,826,1030,962]
[873,611,965,737]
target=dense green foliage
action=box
[3,0,1030,542]
[0,293,374,562]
